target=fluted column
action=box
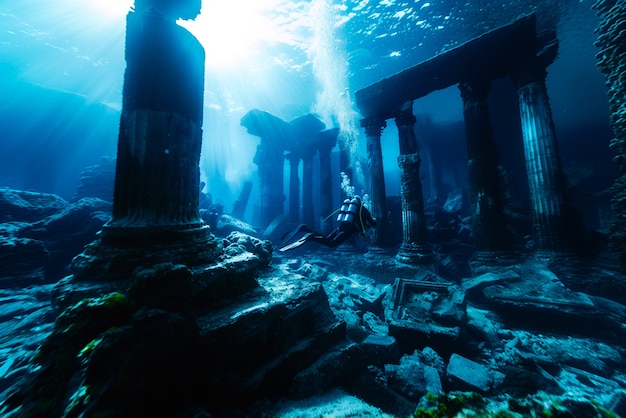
[301,148,316,229]
[361,116,388,249]
[285,152,301,223]
[394,104,432,264]
[71,4,220,281]
[511,40,567,254]
[459,79,513,263]
[318,129,338,235]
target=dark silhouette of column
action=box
[511,37,568,254]
[301,148,316,228]
[425,145,442,205]
[361,116,388,249]
[394,103,432,264]
[459,79,513,263]
[285,152,301,223]
[72,2,219,281]
[253,142,285,228]
[318,128,338,234]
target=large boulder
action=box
[19,198,112,280]
[0,236,49,287]
[0,188,68,223]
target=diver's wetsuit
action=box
[305,198,376,248]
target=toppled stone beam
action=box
[355,13,537,119]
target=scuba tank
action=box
[337,199,351,222]
[337,197,361,223]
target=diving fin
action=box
[279,232,313,252]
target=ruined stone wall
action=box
[594,0,626,265]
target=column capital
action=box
[284,152,301,163]
[394,105,416,128]
[360,116,387,137]
[510,37,558,89]
[317,129,338,155]
[458,78,491,103]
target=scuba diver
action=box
[280,195,376,251]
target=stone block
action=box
[446,353,491,393]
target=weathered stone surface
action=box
[0,237,49,287]
[0,284,54,400]
[195,276,345,407]
[479,262,626,339]
[360,334,401,367]
[608,390,626,418]
[388,272,467,353]
[73,156,115,203]
[385,351,442,401]
[262,214,296,245]
[0,188,68,223]
[214,213,260,238]
[18,198,112,281]
[462,268,521,302]
[447,353,491,393]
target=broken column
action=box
[301,148,316,228]
[71,1,219,280]
[318,128,339,234]
[511,37,567,254]
[241,109,291,228]
[286,152,301,223]
[361,116,388,250]
[459,79,513,263]
[394,103,432,264]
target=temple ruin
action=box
[241,109,339,231]
[354,13,571,263]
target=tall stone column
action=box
[286,152,301,223]
[361,116,388,249]
[253,142,285,228]
[511,39,567,254]
[459,79,513,263]
[425,145,442,205]
[301,148,316,228]
[394,103,432,264]
[318,128,338,234]
[71,4,219,281]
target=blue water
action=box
[0,0,615,226]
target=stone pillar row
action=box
[356,35,568,264]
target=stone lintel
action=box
[355,13,537,119]
[241,109,295,150]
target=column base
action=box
[470,251,519,267]
[71,223,220,282]
[530,249,574,264]
[395,243,433,265]
[367,246,395,256]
